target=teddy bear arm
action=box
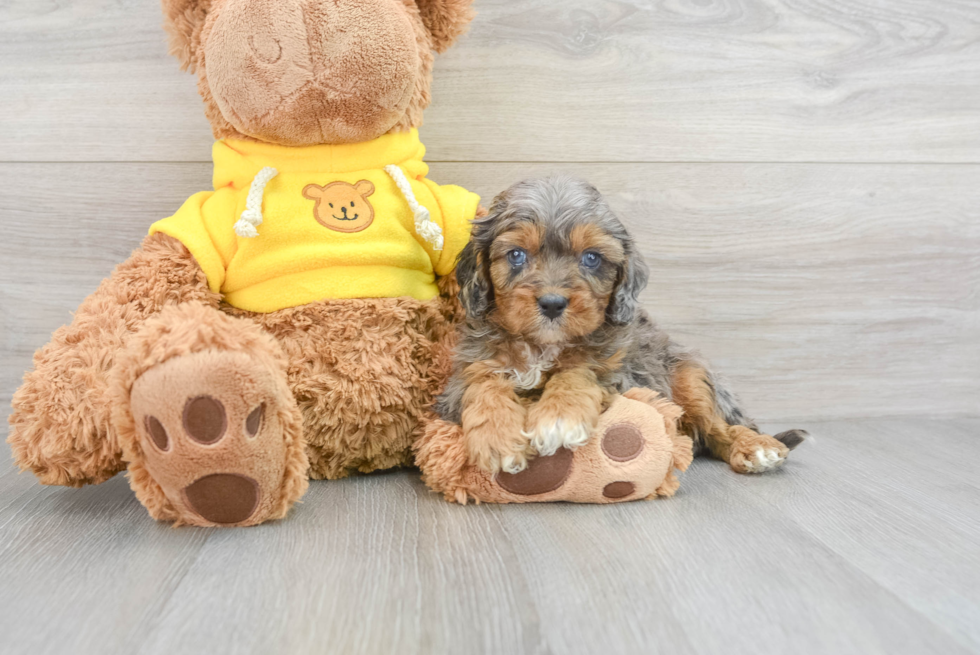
[7,233,220,487]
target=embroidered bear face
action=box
[303,180,376,233]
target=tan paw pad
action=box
[130,350,290,526]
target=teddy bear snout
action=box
[203,0,422,145]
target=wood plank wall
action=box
[1,0,978,422]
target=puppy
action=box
[435,175,806,475]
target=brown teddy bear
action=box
[7,0,481,527]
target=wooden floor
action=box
[0,419,977,655]
[2,0,979,653]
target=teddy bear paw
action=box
[129,350,303,526]
[489,398,677,503]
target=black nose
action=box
[537,294,568,319]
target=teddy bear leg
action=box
[419,392,692,504]
[8,233,220,487]
[251,296,457,481]
[112,303,309,527]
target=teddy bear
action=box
[7,0,482,527]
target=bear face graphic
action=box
[302,180,376,233]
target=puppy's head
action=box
[457,175,648,344]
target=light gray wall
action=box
[2,0,978,422]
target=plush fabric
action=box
[415,391,694,504]
[230,288,460,480]
[111,302,309,527]
[149,130,479,311]
[7,0,478,527]
[8,233,220,488]
[186,0,440,146]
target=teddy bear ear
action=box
[162,0,213,72]
[415,0,476,54]
[302,184,325,200]
[354,180,376,197]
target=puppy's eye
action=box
[329,203,334,208]
[581,251,602,269]
[507,249,527,267]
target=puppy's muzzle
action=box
[537,294,568,320]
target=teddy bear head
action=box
[163,0,475,146]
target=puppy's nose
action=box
[537,294,568,319]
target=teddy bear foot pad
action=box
[129,350,293,526]
[417,393,694,505]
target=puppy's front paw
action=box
[729,435,790,474]
[464,424,532,475]
[524,400,598,457]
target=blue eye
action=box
[507,249,527,267]
[581,251,602,269]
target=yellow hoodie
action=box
[149,129,479,313]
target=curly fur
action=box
[9,232,461,485]
[233,291,458,480]
[437,175,806,473]
[110,302,309,526]
[9,0,479,526]
[416,0,476,53]
[8,233,219,487]
[162,0,212,72]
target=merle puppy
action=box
[435,175,805,475]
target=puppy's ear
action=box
[607,246,649,325]
[416,0,476,53]
[455,240,492,320]
[162,0,213,72]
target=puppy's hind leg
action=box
[670,361,806,474]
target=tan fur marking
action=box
[569,224,625,263]
[491,222,543,259]
[460,362,531,473]
[671,363,787,473]
[525,367,607,444]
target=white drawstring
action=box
[234,167,278,238]
[384,165,443,251]
[233,164,443,250]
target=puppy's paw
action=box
[524,400,598,457]
[464,423,533,475]
[500,452,529,475]
[729,434,790,474]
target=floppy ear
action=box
[607,246,649,326]
[162,0,213,72]
[415,0,476,53]
[455,239,493,320]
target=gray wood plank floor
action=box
[0,419,978,655]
